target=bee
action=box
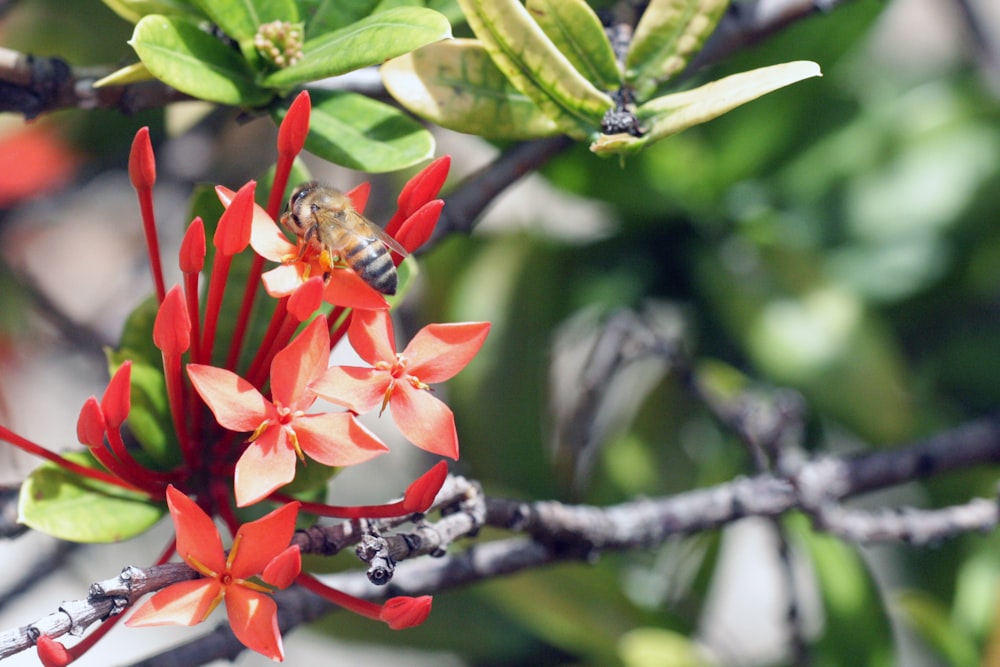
[280,181,408,295]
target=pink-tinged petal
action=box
[225,587,283,661]
[404,322,491,383]
[386,155,451,236]
[380,595,433,629]
[166,486,226,574]
[261,545,301,590]
[346,181,370,214]
[126,579,220,627]
[76,396,106,448]
[348,309,396,365]
[277,90,310,158]
[128,126,156,190]
[214,181,255,256]
[261,263,305,298]
[321,269,389,310]
[154,285,191,356]
[101,361,131,430]
[270,318,329,409]
[230,502,300,578]
[391,386,459,459]
[187,364,272,432]
[287,276,324,322]
[310,366,388,413]
[294,412,389,467]
[233,428,297,507]
[180,216,206,273]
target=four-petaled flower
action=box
[188,317,389,506]
[127,486,302,661]
[312,309,490,459]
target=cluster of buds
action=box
[3,89,489,664]
[254,20,304,69]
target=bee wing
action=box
[370,220,409,258]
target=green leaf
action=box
[102,0,203,24]
[381,39,559,140]
[130,15,272,106]
[93,62,155,88]
[591,61,822,155]
[19,454,166,543]
[525,0,620,91]
[280,89,435,172]
[117,294,161,368]
[625,0,730,99]
[894,591,979,667]
[191,0,298,42]
[456,0,613,140]
[304,0,381,37]
[263,7,452,89]
[107,350,178,468]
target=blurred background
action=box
[3,0,1000,665]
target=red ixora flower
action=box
[311,309,490,459]
[127,486,302,661]
[187,317,389,507]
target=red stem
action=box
[162,352,197,469]
[200,252,233,364]
[135,185,166,304]
[295,572,383,621]
[243,297,288,388]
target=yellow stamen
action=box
[249,419,271,443]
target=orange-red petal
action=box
[404,321,491,384]
[262,545,301,590]
[347,309,396,365]
[310,365,388,414]
[224,586,284,661]
[230,501,300,578]
[233,427,297,507]
[269,317,329,409]
[126,579,220,627]
[166,486,226,574]
[391,385,459,459]
[187,364,273,432]
[294,412,389,467]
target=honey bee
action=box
[280,181,408,295]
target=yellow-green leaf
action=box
[93,62,154,88]
[457,0,613,140]
[592,61,821,155]
[625,0,730,98]
[526,0,621,91]
[382,39,559,140]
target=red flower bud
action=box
[394,199,444,254]
[213,181,256,256]
[36,636,72,667]
[101,361,132,431]
[153,285,192,355]
[386,155,450,236]
[380,596,433,630]
[346,181,370,214]
[277,90,311,158]
[76,396,106,449]
[179,217,206,273]
[128,127,156,191]
[403,460,448,513]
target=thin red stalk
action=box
[200,252,233,363]
[136,186,166,304]
[273,494,412,519]
[184,273,203,365]
[162,353,197,469]
[105,427,175,490]
[327,307,350,347]
[244,297,289,388]
[211,477,241,537]
[295,572,382,621]
[0,425,141,492]
[249,311,299,390]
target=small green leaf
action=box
[457,0,613,140]
[130,15,272,106]
[191,0,299,42]
[381,39,559,140]
[591,61,822,155]
[263,7,452,89]
[19,454,166,543]
[525,0,620,91]
[102,0,203,24]
[93,62,155,88]
[304,0,381,37]
[281,89,435,172]
[117,294,160,367]
[625,0,730,98]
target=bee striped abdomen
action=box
[344,236,397,295]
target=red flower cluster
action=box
[2,90,490,664]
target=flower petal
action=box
[348,309,396,365]
[218,184,295,263]
[405,322,491,383]
[230,502,300,578]
[225,586,284,661]
[270,317,328,409]
[187,364,272,432]
[126,579,220,627]
[233,428,297,507]
[391,385,459,459]
[394,199,443,254]
[346,181,370,213]
[310,366,388,413]
[261,545,301,590]
[261,263,305,298]
[166,486,226,574]
[294,413,389,467]
[321,269,389,310]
